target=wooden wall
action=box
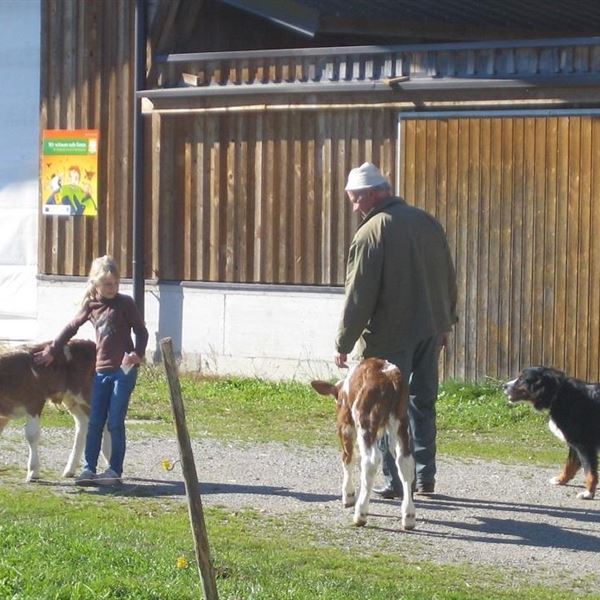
[401,116,600,381]
[149,109,397,284]
[39,0,135,276]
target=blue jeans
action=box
[376,334,442,488]
[84,368,138,477]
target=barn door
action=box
[399,115,600,382]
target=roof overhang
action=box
[219,0,320,37]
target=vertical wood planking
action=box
[531,118,547,366]
[445,119,460,377]
[476,119,491,379]
[509,119,538,372]
[565,117,581,376]
[541,118,558,367]
[554,118,569,371]
[589,120,600,379]
[465,119,480,381]
[577,117,591,379]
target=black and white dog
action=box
[504,366,600,500]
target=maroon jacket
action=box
[51,293,149,372]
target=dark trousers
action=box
[377,334,442,488]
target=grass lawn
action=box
[0,481,587,600]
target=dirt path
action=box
[2,426,600,593]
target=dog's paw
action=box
[549,476,564,486]
[576,490,595,500]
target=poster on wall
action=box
[41,129,99,216]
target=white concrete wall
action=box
[0,0,40,341]
[36,280,345,381]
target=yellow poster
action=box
[41,129,99,216]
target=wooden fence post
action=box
[160,337,219,600]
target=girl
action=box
[35,255,148,485]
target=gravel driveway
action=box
[2,425,599,593]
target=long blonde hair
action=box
[81,255,120,307]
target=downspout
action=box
[132,0,146,317]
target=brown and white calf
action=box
[311,358,416,529]
[0,339,109,481]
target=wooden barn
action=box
[36,0,600,381]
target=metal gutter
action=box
[132,0,146,317]
[137,73,600,100]
[138,80,392,99]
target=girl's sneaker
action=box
[95,468,122,486]
[75,469,97,486]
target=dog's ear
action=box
[311,380,338,399]
[533,368,563,408]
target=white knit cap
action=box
[344,162,388,191]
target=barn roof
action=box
[220,0,600,40]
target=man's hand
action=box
[334,351,348,368]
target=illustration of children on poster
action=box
[41,130,99,216]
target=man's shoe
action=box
[75,469,97,486]
[415,481,435,495]
[95,468,122,486]
[373,485,402,499]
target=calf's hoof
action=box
[549,476,565,486]
[402,513,416,531]
[26,472,40,483]
[576,490,594,500]
[353,514,367,527]
[343,494,356,508]
[62,468,76,478]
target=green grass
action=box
[37,366,565,466]
[0,483,591,600]
[1,369,590,598]
[436,379,564,464]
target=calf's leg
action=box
[63,400,89,477]
[389,416,416,530]
[24,414,41,482]
[353,429,380,526]
[339,424,357,508]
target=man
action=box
[335,162,457,497]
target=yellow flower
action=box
[176,556,189,569]
[162,459,173,471]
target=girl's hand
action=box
[34,346,54,367]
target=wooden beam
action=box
[160,337,219,600]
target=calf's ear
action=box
[310,380,338,398]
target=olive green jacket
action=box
[336,197,457,357]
